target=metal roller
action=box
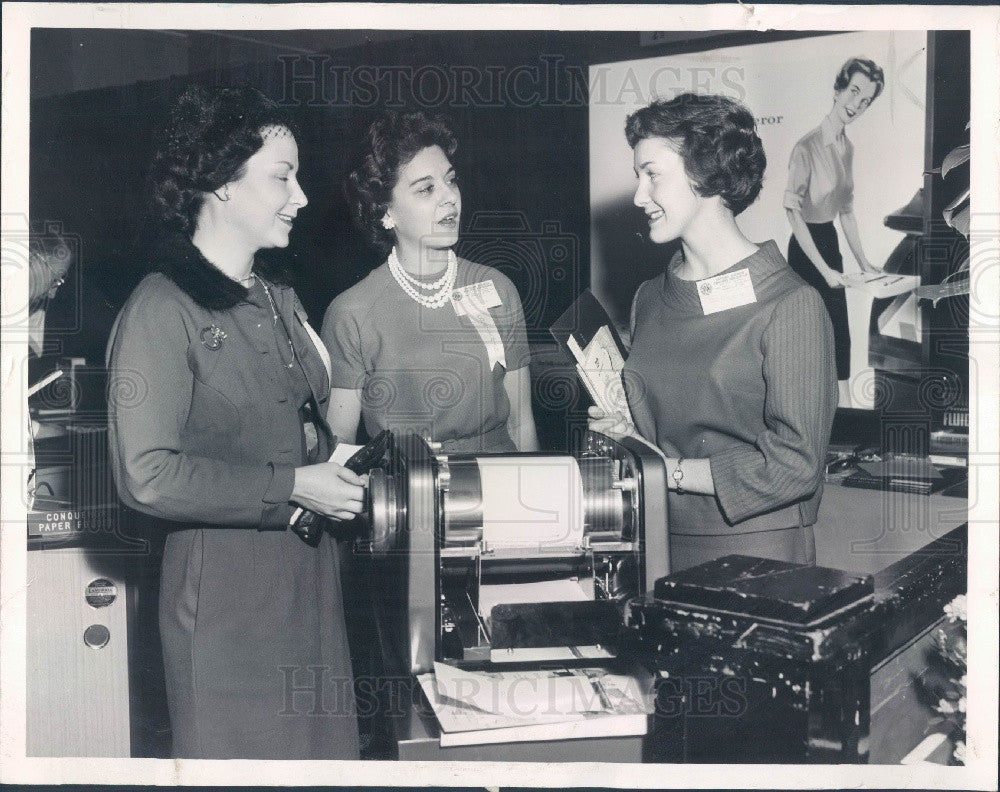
[367,467,397,553]
[577,456,626,537]
[441,457,484,536]
[369,450,634,552]
[438,454,626,544]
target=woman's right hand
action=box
[822,268,847,289]
[291,460,367,521]
[588,406,636,440]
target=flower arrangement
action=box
[924,594,967,764]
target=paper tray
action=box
[417,664,651,747]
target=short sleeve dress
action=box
[321,257,531,453]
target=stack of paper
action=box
[567,325,635,428]
[857,454,944,481]
[419,662,651,747]
[876,293,922,342]
[548,289,634,428]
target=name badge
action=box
[696,268,757,315]
[451,280,502,316]
[450,280,506,369]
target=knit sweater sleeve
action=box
[709,287,837,524]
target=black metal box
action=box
[630,555,876,763]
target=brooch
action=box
[200,324,227,350]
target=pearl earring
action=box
[382,215,395,230]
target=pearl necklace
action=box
[388,247,457,309]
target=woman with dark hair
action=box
[322,111,538,453]
[107,86,363,759]
[591,93,837,573]
[785,56,885,406]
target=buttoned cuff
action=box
[260,462,296,530]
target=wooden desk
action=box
[813,482,968,764]
[814,483,967,574]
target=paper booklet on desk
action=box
[418,662,651,747]
[550,290,635,427]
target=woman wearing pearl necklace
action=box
[322,111,538,453]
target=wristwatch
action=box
[672,457,685,493]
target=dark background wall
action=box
[28,28,724,448]
[29,28,970,451]
[30,30,647,326]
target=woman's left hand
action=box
[859,258,882,274]
[588,406,637,440]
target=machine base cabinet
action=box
[26,547,131,756]
[646,651,869,763]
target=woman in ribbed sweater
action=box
[591,93,837,573]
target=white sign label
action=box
[696,268,757,315]
[451,281,506,368]
[450,280,502,316]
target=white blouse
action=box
[783,116,856,224]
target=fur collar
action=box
[150,233,289,311]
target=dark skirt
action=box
[787,222,851,380]
[159,526,360,759]
[670,525,817,574]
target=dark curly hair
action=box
[345,111,458,254]
[149,85,297,235]
[834,57,885,101]
[625,93,766,216]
